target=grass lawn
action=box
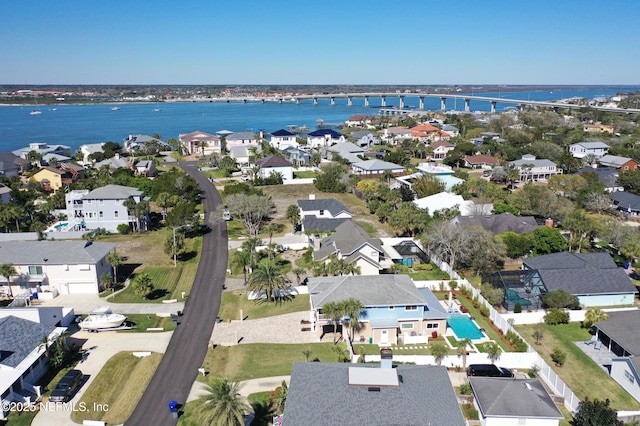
[293,171,317,178]
[2,408,39,425]
[71,351,163,425]
[408,263,450,281]
[226,220,247,239]
[516,322,640,410]
[177,390,276,426]
[217,292,309,322]
[454,295,512,352]
[117,314,176,332]
[200,343,349,382]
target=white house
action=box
[430,141,455,160]
[254,155,294,181]
[0,240,116,296]
[226,131,260,150]
[349,130,379,148]
[413,191,483,216]
[79,142,105,162]
[307,129,345,148]
[328,142,365,164]
[351,159,404,176]
[509,154,562,181]
[65,184,147,232]
[269,129,299,150]
[610,358,640,403]
[13,142,71,161]
[0,316,67,419]
[179,130,222,156]
[569,141,610,159]
[382,127,412,145]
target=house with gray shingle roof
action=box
[598,154,639,170]
[351,159,405,176]
[312,221,388,275]
[596,310,640,402]
[523,252,636,307]
[307,274,448,345]
[509,154,562,181]
[452,212,539,235]
[284,362,465,426]
[0,316,66,415]
[0,240,116,296]
[469,377,563,426]
[254,155,293,181]
[327,142,365,164]
[569,141,610,159]
[349,130,379,148]
[298,197,352,233]
[226,131,260,150]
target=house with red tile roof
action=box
[179,130,222,156]
[464,154,501,169]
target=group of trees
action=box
[321,298,365,343]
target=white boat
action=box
[30,110,42,115]
[79,307,126,330]
[111,106,120,111]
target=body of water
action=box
[0,88,635,152]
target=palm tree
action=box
[292,267,306,285]
[0,263,17,298]
[429,342,449,366]
[106,251,124,283]
[485,342,502,364]
[241,237,263,270]
[457,338,473,368]
[340,298,365,343]
[123,198,138,232]
[262,223,280,246]
[248,259,287,302]
[321,301,344,343]
[133,273,154,299]
[285,204,300,232]
[156,192,175,221]
[197,377,248,426]
[583,307,609,330]
[230,250,252,285]
[302,347,312,362]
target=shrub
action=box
[448,280,458,291]
[514,302,522,313]
[117,223,130,234]
[551,348,567,366]
[472,295,480,308]
[413,263,433,271]
[544,308,569,325]
[438,281,446,291]
[527,364,540,378]
[465,404,479,420]
[460,286,472,298]
[480,305,490,317]
[459,383,472,395]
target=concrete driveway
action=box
[31,330,173,426]
[37,293,185,316]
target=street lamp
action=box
[173,225,189,267]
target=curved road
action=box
[127,163,227,425]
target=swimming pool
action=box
[447,314,485,340]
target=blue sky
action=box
[1,0,639,85]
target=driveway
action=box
[31,330,173,426]
[37,293,185,316]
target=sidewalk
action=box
[37,293,185,315]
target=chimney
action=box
[114,153,120,159]
[313,237,321,250]
[380,347,393,369]
[545,218,554,228]
[309,193,315,200]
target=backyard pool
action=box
[447,314,485,340]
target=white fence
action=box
[283,178,315,185]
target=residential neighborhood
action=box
[3,90,640,426]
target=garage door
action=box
[67,283,96,294]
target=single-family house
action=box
[577,167,623,192]
[228,146,257,167]
[282,146,311,166]
[430,140,455,160]
[312,221,388,275]
[594,310,640,402]
[469,377,563,426]
[414,162,465,191]
[0,240,116,296]
[410,123,441,141]
[584,122,615,134]
[509,154,562,181]
[226,131,260,150]
[598,155,639,171]
[13,143,71,161]
[0,152,30,176]
[610,191,640,214]
[569,141,610,159]
[254,155,293,181]
[123,134,170,153]
[31,163,85,192]
[42,153,72,165]
[0,316,66,418]
[268,129,299,150]
[344,114,371,128]
[523,252,637,307]
[298,197,352,233]
[382,126,412,145]
[413,192,487,216]
[94,154,131,171]
[464,154,501,169]
[349,130,379,149]
[328,142,365,164]
[307,129,346,148]
[283,362,465,426]
[308,274,449,345]
[452,212,539,235]
[66,184,148,232]
[0,184,10,203]
[442,124,460,137]
[351,159,404,176]
[179,130,222,156]
[134,159,156,177]
[79,142,106,163]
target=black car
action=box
[466,364,514,378]
[50,369,83,402]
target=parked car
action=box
[50,369,83,402]
[466,364,514,378]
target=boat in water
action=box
[79,306,126,330]
[30,110,42,115]
[111,106,120,111]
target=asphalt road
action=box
[126,162,227,425]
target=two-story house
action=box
[298,197,352,232]
[0,240,116,296]
[179,130,222,156]
[32,163,85,192]
[307,129,345,149]
[0,152,30,176]
[509,154,562,181]
[430,140,455,160]
[308,274,449,345]
[268,129,299,150]
[226,131,260,151]
[13,142,71,161]
[282,146,311,166]
[66,184,147,232]
[569,141,610,159]
[382,127,412,145]
[254,155,294,181]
